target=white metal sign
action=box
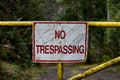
[33,22,88,63]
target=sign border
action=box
[32,21,88,63]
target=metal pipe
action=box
[68,56,120,80]
[0,21,33,27]
[88,22,120,27]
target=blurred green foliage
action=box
[57,0,120,63]
[0,0,120,79]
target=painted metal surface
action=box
[0,21,120,27]
[33,22,88,63]
[0,21,33,26]
[58,63,63,80]
[88,22,120,27]
[68,56,120,80]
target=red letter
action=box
[45,45,49,54]
[61,30,66,39]
[68,45,73,54]
[40,45,44,53]
[55,30,61,39]
[80,45,84,53]
[63,45,67,54]
[50,45,55,54]
[36,45,40,53]
[55,45,59,54]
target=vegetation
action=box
[0,0,120,79]
[0,61,48,80]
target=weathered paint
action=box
[0,21,33,27]
[88,22,120,27]
[33,22,88,63]
[0,21,120,27]
[68,56,120,80]
[58,63,63,80]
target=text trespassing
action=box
[36,45,84,54]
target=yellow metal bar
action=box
[0,21,33,26]
[68,56,120,80]
[58,63,63,80]
[88,22,120,27]
[0,21,120,27]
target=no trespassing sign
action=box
[32,21,88,63]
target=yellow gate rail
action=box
[0,21,120,27]
[88,22,120,27]
[0,21,33,26]
[68,56,120,80]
